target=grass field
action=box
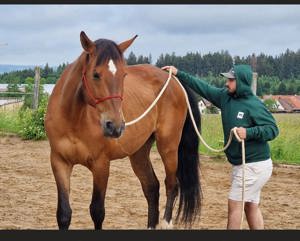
[0,105,21,135]
[199,113,300,165]
[1,106,299,165]
[270,113,300,164]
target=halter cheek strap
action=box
[82,67,123,106]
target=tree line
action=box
[1,48,300,96]
[0,63,68,85]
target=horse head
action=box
[80,31,137,138]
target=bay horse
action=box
[44,31,202,229]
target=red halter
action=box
[82,67,123,106]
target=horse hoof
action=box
[161,219,173,229]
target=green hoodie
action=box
[177,64,279,165]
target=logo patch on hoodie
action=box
[237,112,244,119]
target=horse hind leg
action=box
[157,148,179,229]
[50,152,73,230]
[156,125,201,229]
[155,131,182,229]
[129,135,160,229]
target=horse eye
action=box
[93,72,101,80]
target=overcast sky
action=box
[0,4,300,66]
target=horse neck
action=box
[60,53,88,121]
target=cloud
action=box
[0,5,299,65]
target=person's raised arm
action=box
[162,65,224,108]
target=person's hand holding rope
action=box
[161,66,178,75]
[235,127,246,140]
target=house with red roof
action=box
[262,95,300,113]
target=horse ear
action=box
[118,35,138,53]
[80,31,96,54]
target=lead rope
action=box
[124,67,246,229]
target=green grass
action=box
[0,107,21,135]
[270,113,300,165]
[199,113,300,165]
[199,114,226,159]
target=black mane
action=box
[94,39,123,66]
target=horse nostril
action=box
[105,121,114,132]
[103,120,124,138]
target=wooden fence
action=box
[0,66,41,110]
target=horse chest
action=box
[57,136,103,165]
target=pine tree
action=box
[126,52,137,65]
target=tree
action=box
[156,54,165,67]
[256,80,263,97]
[57,63,67,76]
[263,81,271,95]
[126,52,137,65]
[41,63,53,79]
[277,82,287,94]
[22,77,34,109]
[297,85,300,94]
[5,76,21,97]
[148,54,152,64]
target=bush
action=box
[18,95,48,140]
[263,98,278,112]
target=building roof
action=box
[263,95,300,112]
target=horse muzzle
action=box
[102,120,125,138]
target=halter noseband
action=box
[82,66,123,106]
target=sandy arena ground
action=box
[0,136,299,229]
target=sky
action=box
[0,4,300,66]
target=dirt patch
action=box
[0,136,299,229]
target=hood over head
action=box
[221,64,254,98]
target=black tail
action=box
[176,83,202,226]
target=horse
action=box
[44,31,202,230]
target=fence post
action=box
[252,72,258,96]
[33,66,40,109]
[250,53,258,96]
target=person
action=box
[161,64,279,229]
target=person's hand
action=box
[161,66,178,75]
[236,127,247,140]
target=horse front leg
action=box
[50,152,73,230]
[89,158,110,230]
